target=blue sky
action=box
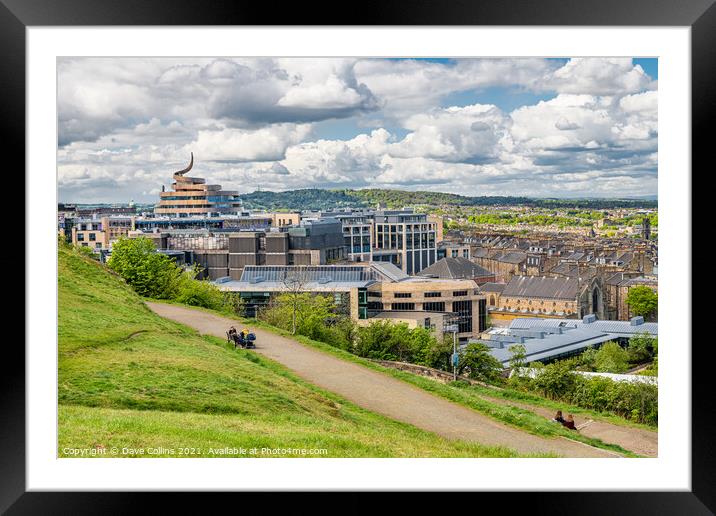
[57,57,658,202]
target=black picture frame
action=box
[3,0,709,512]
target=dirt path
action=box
[477,394,657,457]
[147,302,619,458]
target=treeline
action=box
[466,213,596,227]
[257,291,503,381]
[238,188,657,211]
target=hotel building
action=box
[155,153,242,217]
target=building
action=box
[417,257,496,285]
[155,153,242,216]
[101,216,135,245]
[471,248,528,283]
[485,315,658,366]
[604,273,658,321]
[216,262,487,341]
[437,243,471,260]
[317,208,439,274]
[485,275,604,322]
[71,219,107,249]
[333,212,374,263]
[372,210,438,274]
[138,218,347,280]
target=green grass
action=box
[59,245,533,458]
[161,304,641,457]
[461,382,657,432]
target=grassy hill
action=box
[58,244,521,457]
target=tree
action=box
[508,344,527,372]
[457,343,503,382]
[625,286,658,318]
[594,341,630,373]
[280,267,311,335]
[107,237,182,298]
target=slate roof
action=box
[501,275,579,300]
[472,247,490,258]
[418,257,494,280]
[549,263,597,280]
[480,282,507,293]
[495,251,527,264]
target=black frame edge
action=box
[5,0,713,512]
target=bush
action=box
[107,237,183,299]
[627,333,656,365]
[520,361,658,425]
[175,273,227,311]
[594,342,630,373]
[531,361,578,400]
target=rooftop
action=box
[501,276,580,300]
[418,257,493,280]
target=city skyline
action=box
[58,57,658,203]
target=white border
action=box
[28,26,691,491]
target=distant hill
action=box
[238,188,658,211]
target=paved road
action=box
[147,302,618,458]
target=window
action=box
[425,291,442,298]
[392,302,415,311]
[89,233,96,241]
[423,302,445,312]
[394,292,412,298]
[452,290,468,297]
[76,233,84,241]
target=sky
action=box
[57,57,658,203]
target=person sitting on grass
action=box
[552,410,565,424]
[562,414,577,430]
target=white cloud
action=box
[388,104,510,162]
[57,57,658,201]
[188,124,312,162]
[541,58,656,96]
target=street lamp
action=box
[445,324,459,381]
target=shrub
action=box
[531,361,577,400]
[594,342,630,373]
[107,237,183,299]
[174,273,227,311]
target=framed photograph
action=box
[5,0,711,511]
